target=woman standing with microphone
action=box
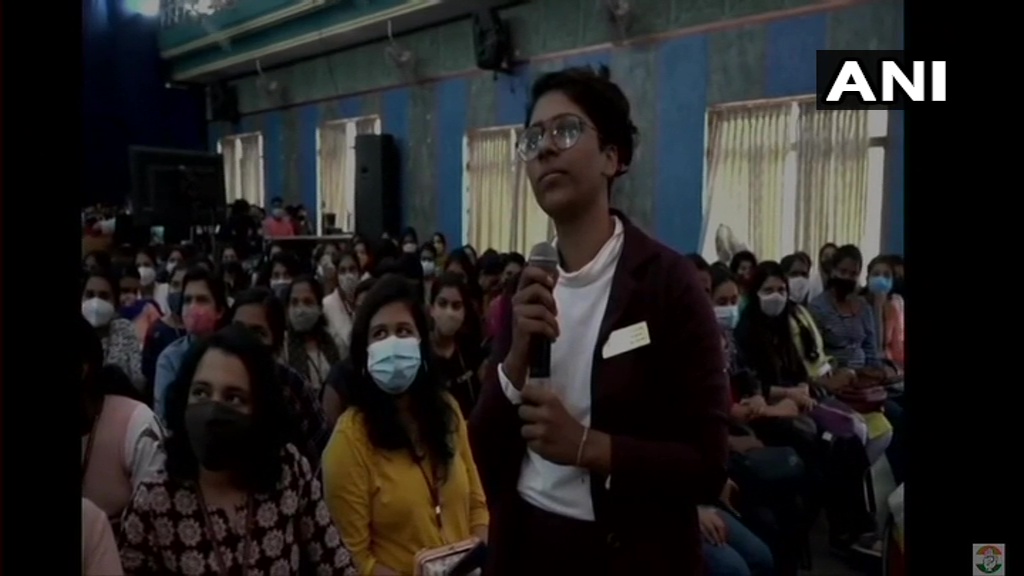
[469,66,730,576]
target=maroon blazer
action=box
[468,211,731,575]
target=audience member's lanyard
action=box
[415,459,444,538]
[197,487,255,576]
[341,297,354,318]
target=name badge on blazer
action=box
[601,321,651,359]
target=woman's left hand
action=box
[519,383,587,466]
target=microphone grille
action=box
[528,241,559,270]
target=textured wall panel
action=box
[281,107,302,205]
[655,36,708,253]
[609,46,658,233]
[217,0,905,253]
[707,26,766,105]
[406,85,438,236]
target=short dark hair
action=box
[230,287,287,352]
[182,266,229,314]
[729,250,757,274]
[163,325,290,492]
[527,65,639,180]
[831,244,863,271]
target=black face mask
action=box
[828,277,857,299]
[185,401,253,472]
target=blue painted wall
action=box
[209,0,905,255]
[84,0,207,206]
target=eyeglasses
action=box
[516,114,598,162]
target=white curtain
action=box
[220,133,264,206]
[319,117,381,233]
[794,103,871,255]
[466,128,551,254]
[701,103,790,262]
[319,122,348,232]
[237,134,262,206]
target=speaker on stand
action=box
[354,134,401,241]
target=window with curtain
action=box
[464,127,551,255]
[316,115,381,234]
[218,132,265,208]
[700,97,887,263]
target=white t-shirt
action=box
[499,217,625,522]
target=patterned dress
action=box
[119,444,357,576]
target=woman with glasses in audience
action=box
[154,267,228,419]
[80,317,165,525]
[284,276,340,396]
[82,270,145,389]
[322,276,488,576]
[118,325,357,575]
[229,287,331,467]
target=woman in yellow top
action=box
[322,274,489,576]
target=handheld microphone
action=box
[527,242,559,379]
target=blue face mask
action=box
[167,291,183,316]
[367,336,422,395]
[868,275,893,295]
[714,305,739,330]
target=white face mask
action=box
[82,298,116,328]
[432,308,463,336]
[165,261,180,274]
[787,276,810,303]
[138,266,156,286]
[338,273,359,296]
[713,305,739,330]
[759,293,788,318]
[402,243,418,254]
[421,259,436,277]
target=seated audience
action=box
[230,288,330,467]
[322,276,488,576]
[118,266,163,344]
[284,276,340,395]
[80,317,165,524]
[118,326,357,575]
[430,273,483,419]
[154,267,228,419]
[700,505,775,576]
[863,255,905,369]
[82,270,145,389]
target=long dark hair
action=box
[348,274,457,476]
[735,261,818,386]
[285,276,341,381]
[163,325,289,492]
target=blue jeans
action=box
[703,509,775,576]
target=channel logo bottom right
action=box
[974,544,1006,575]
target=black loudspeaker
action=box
[472,8,511,72]
[209,82,239,124]
[355,134,401,240]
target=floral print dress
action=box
[120,444,357,576]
